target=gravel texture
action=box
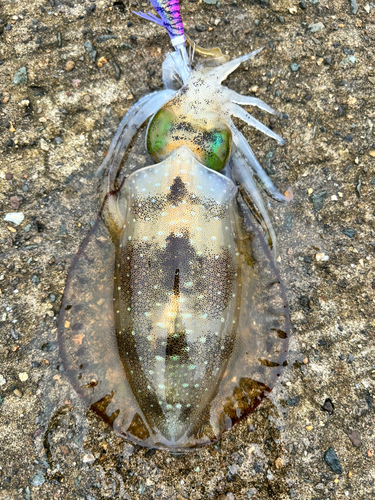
[0,0,374,499]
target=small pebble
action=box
[300,296,309,307]
[112,61,121,81]
[4,212,24,225]
[312,191,326,211]
[308,22,325,32]
[350,0,358,14]
[31,275,40,285]
[84,40,97,62]
[286,395,300,407]
[118,42,133,50]
[40,138,49,151]
[41,342,57,352]
[13,388,22,398]
[0,374,6,386]
[83,94,91,102]
[65,60,75,72]
[82,452,95,463]
[342,228,356,238]
[13,67,27,85]
[316,252,329,262]
[85,3,96,13]
[324,447,343,474]
[19,372,28,381]
[348,430,362,447]
[29,472,45,486]
[97,56,108,68]
[195,23,207,32]
[9,196,21,209]
[97,34,117,43]
[275,457,283,469]
[290,63,300,72]
[321,398,334,414]
[339,55,356,66]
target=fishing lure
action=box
[58,0,290,451]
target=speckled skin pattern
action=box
[114,148,239,446]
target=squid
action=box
[58,0,291,452]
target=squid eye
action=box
[147,108,175,159]
[147,106,231,171]
[203,128,231,172]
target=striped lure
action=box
[133,0,185,44]
[58,0,290,451]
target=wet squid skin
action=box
[59,49,290,451]
[114,149,240,444]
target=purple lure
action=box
[133,0,185,45]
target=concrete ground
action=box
[0,0,374,498]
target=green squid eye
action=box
[204,129,231,172]
[147,105,231,171]
[147,108,175,159]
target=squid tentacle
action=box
[97,92,156,176]
[98,89,176,201]
[205,47,264,83]
[230,125,290,203]
[230,104,285,145]
[227,89,281,117]
[231,150,277,261]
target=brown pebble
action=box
[65,60,75,72]
[97,56,108,68]
[83,94,91,102]
[368,449,374,458]
[13,388,22,398]
[6,173,13,180]
[347,471,353,478]
[275,457,283,469]
[9,196,22,209]
[348,430,362,447]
